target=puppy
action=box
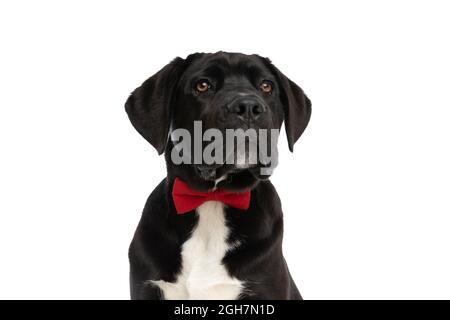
[125,52,311,300]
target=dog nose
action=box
[227,98,266,119]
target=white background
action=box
[0,0,449,299]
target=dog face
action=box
[126,52,311,184]
[172,53,281,135]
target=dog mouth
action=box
[195,163,275,181]
[195,140,260,180]
[171,121,280,181]
[195,150,275,181]
[195,164,223,180]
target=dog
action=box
[125,52,311,300]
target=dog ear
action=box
[281,76,312,152]
[264,59,312,152]
[125,57,186,154]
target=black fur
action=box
[126,52,311,299]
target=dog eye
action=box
[260,81,273,94]
[195,80,211,93]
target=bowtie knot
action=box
[172,178,251,214]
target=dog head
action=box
[126,52,311,190]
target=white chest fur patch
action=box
[151,201,244,300]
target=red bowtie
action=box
[172,178,251,214]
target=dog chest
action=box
[152,201,244,299]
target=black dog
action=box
[126,52,311,300]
